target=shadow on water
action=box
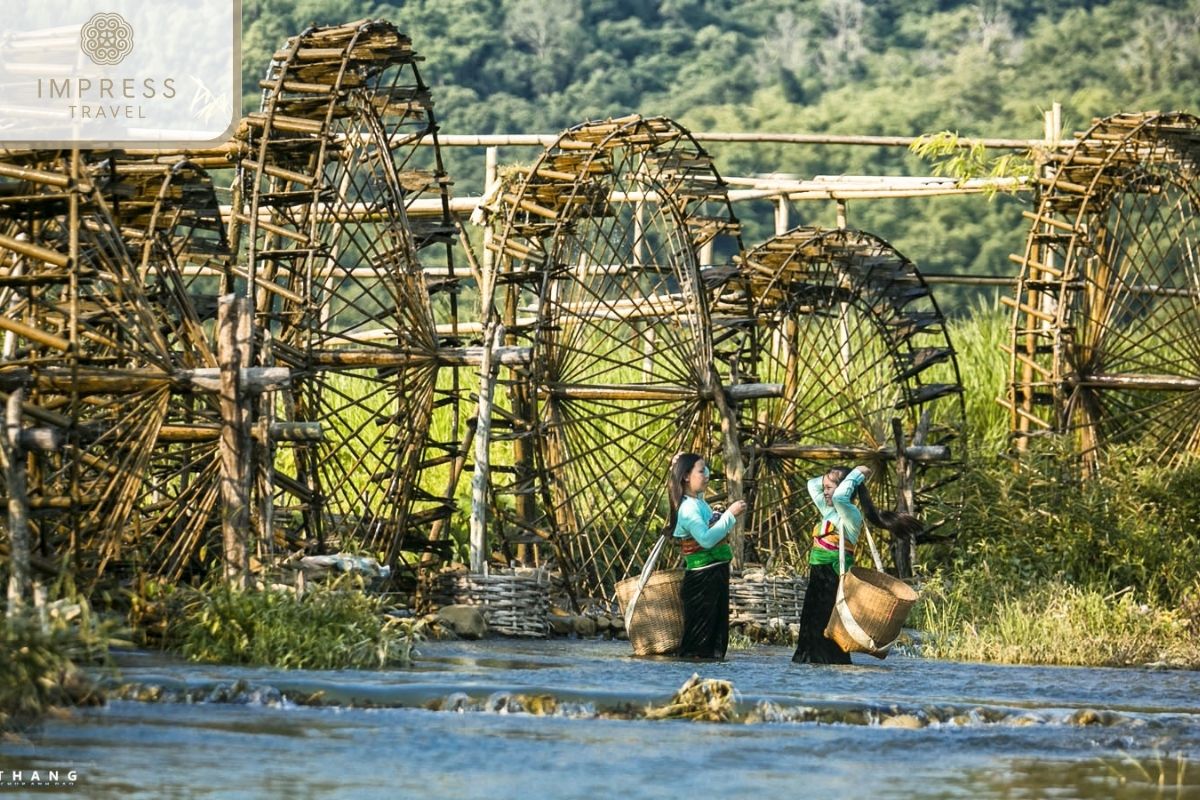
[2,639,1199,799]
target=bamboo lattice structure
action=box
[12,20,1183,610]
[1004,111,1200,470]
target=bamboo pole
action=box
[217,295,248,588]
[422,132,1043,149]
[481,146,497,276]
[469,323,504,575]
[2,389,31,614]
[748,443,952,463]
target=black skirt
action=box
[792,562,851,664]
[678,561,730,660]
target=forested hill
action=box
[241,0,1200,309]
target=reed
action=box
[0,602,110,730]
[166,575,422,669]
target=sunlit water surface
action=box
[2,639,1198,798]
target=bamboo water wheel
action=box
[100,155,233,578]
[484,115,747,599]
[234,19,463,580]
[0,151,181,575]
[721,227,966,576]
[1006,112,1200,470]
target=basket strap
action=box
[624,534,668,631]
[862,521,884,572]
[833,579,898,654]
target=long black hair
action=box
[665,452,704,536]
[826,466,923,539]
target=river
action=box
[2,638,1198,798]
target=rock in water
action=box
[435,605,488,639]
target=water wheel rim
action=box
[1009,111,1200,469]
[734,226,966,567]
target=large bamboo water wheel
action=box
[721,227,966,576]
[99,155,234,578]
[484,115,746,599]
[0,151,180,575]
[1005,112,1200,470]
[234,19,462,579]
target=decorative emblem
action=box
[80,12,134,66]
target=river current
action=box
[2,638,1198,798]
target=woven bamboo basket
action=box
[615,569,685,656]
[824,566,918,659]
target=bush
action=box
[0,603,110,730]
[166,577,421,670]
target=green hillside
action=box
[241,0,1200,309]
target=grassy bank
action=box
[0,603,109,731]
[161,577,422,670]
[911,309,1200,667]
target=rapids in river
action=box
[2,638,1198,798]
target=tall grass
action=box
[166,576,421,669]
[944,302,1010,452]
[1,603,111,730]
[915,577,1200,667]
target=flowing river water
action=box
[3,638,1199,798]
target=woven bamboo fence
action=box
[728,572,808,626]
[435,568,552,638]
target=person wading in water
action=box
[666,452,746,660]
[792,464,921,664]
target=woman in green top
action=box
[792,464,920,664]
[667,452,746,659]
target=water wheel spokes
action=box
[1007,111,1200,471]
[734,227,966,576]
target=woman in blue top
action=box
[792,464,920,664]
[667,452,746,659]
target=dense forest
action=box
[241,0,1200,310]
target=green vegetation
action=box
[0,603,111,730]
[908,308,1200,667]
[916,577,1200,666]
[165,577,422,669]
[244,0,1200,311]
[910,443,1200,667]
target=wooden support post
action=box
[774,196,790,235]
[890,417,916,579]
[836,199,848,229]
[254,330,275,562]
[481,146,497,276]
[708,364,746,567]
[469,323,503,575]
[2,389,31,614]
[218,295,249,588]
